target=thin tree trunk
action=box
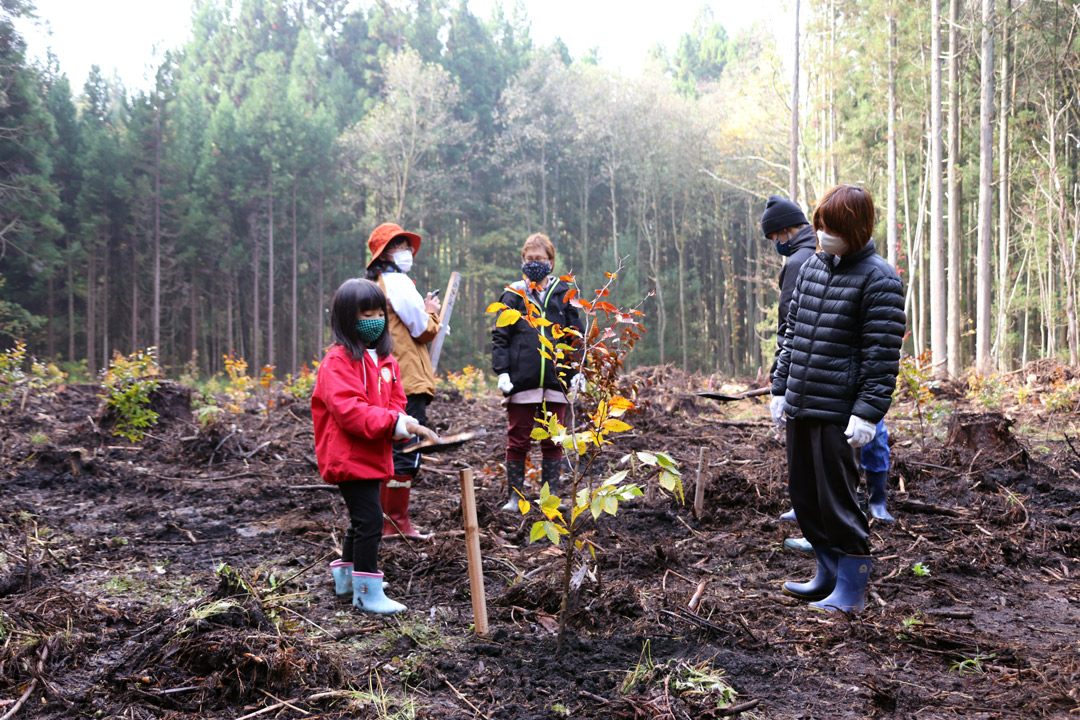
[316,199,324,353]
[946,0,962,376]
[887,9,898,268]
[131,234,137,350]
[252,211,261,374]
[291,175,298,375]
[789,0,801,203]
[47,275,55,358]
[580,173,589,279]
[153,107,162,357]
[268,168,275,371]
[190,266,197,365]
[66,236,74,362]
[102,240,109,370]
[995,0,1012,369]
[608,141,618,263]
[975,0,995,373]
[929,0,947,378]
[86,245,96,374]
[672,195,687,372]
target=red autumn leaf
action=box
[563,288,578,304]
[595,301,617,314]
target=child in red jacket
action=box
[313,278,415,614]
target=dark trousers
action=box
[338,479,382,573]
[392,394,430,476]
[506,401,566,462]
[786,418,870,556]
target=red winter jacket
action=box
[312,345,407,483]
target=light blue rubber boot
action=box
[330,561,353,597]
[352,571,407,615]
[784,537,814,555]
[810,554,872,612]
[779,508,797,523]
[782,548,838,601]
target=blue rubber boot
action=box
[810,554,872,612]
[782,548,838,601]
[866,471,895,523]
[784,537,814,555]
[330,561,353,597]
[352,571,406,615]
[779,508,797,523]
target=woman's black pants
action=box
[786,417,870,556]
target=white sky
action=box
[18,0,789,93]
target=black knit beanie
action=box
[760,195,809,236]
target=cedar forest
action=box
[3,0,1079,379]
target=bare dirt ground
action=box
[1,364,1078,719]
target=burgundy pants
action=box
[506,402,567,462]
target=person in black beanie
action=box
[761,195,819,547]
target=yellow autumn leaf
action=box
[497,308,522,327]
[603,418,633,433]
[486,301,508,314]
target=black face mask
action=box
[521,261,551,283]
[775,238,796,257]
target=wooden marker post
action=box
[693,446,707,519]
[429,271,461,373]
[459,468,489,635]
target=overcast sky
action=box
[18,0,789,92]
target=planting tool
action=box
[402,428,484,455]
[696,387,772,402]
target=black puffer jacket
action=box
[491,279,583,394]
[772,240,906,424]
[772,225,819,374]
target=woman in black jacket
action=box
[491,233,583,510]
[771,184,906,612]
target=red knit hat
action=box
[366,223,421,268]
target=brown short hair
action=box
[812,185,876,250]
[521,233,555,263]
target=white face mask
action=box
[817,230,847,256]
[391,249,414,273]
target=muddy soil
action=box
[0,369,1078,719]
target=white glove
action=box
[497,373,514,394]
[844,415,876,448]
[769,395,787,429]
[393,413,419,441]
[569,373,586,396]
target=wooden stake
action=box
[459,468,489,636]
[693,446,706,519]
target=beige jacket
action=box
[378,275,439,397]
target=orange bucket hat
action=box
[366,223,421,268]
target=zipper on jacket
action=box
[530,280,560,391]
[799,259,835,414]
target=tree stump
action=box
[946,412,1026,465]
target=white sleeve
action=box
[382,273,431,339]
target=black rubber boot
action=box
[501,460,526,512]
[866,470,895,523]
[541,456,563,496]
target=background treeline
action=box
[0,0,1077,380]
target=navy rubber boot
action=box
[866,471,895,523]
[779,508,797,523]
[352,571,406,615]
[330,560,352,597]
[810,554,873,612]
[782,548,838,601]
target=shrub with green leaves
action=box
[100,348,161,442]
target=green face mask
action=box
[355,317,386,344]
